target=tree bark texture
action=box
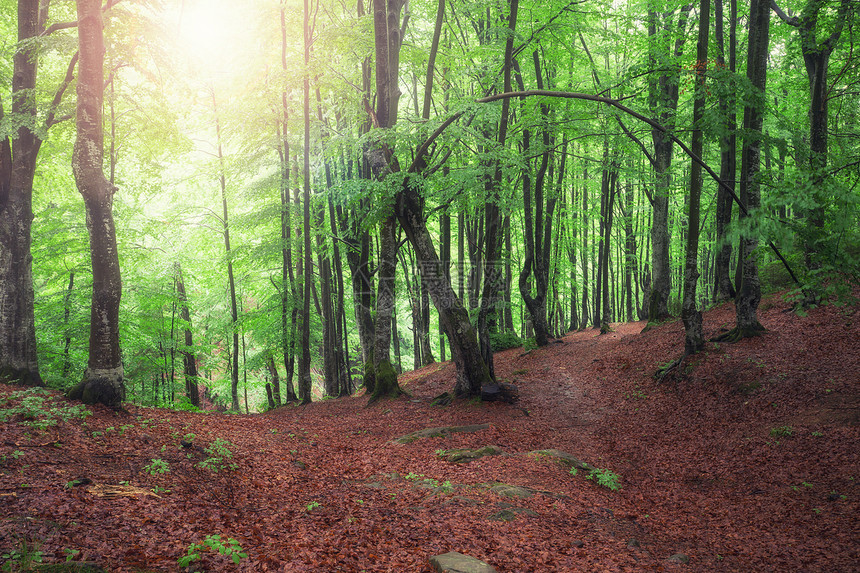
[0,0,44,386]
[69,0,124,408]
[646,3,692,322]
[729,0,770,340]
[681,0,708,356]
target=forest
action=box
[0,1,859,571]
[0,0,858,421]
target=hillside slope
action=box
[1,294,857,572]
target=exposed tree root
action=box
[710,323,766,343]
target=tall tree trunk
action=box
[69,0,124,408]
[517,52,556,347]
[0,0,50,387]
[772,0,851,266]
[601,161,618,334]
[720,0,770,341]
[210,92,240,412]
[713,0,737,302]
[364,0,406,401]
[681,0,708,356]
[298,0,314,405]
[478,0,517,377]
[646,3,692,323]
[579,165,590,330]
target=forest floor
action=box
[1,292,858,573]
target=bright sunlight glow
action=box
[172,0,262,80]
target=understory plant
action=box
[571,466,622,491]
[177,534,248,568]
[197,438,238,472]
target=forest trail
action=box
[1,293,858,572]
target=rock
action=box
[571,540,585,548]
[441,445,504,463]
[667,553,689,564]
[430,551,497,573]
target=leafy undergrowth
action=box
[1,293,858,572]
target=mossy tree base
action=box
[711,323,766,343]
[68,367,125,410]
[367,359,402,404]
[0,366,43,387]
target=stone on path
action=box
[430,551,497,573]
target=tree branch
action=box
[770,0,799,26]
[45,52,78,128]
[410,88,804,289]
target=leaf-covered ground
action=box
[1,293,858,572]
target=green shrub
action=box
[489,331,523,351]
[177,535,247,567]
[198,439,238,472]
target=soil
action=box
[1,293,858,572]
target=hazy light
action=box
[173,0,261,80]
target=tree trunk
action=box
[646,3,692,323]
[212,93,240,411]
[772,0,851,265]
[364,0,406,401]
[713,0,737,302]
[0,0,46,387]
[68,0,124,408]
[681,0,708,356]
[175,264,200,408]
[721,0,770,341]
[62,270,75,379]
[298,0,314,404]
[477,0,517,377]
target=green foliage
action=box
[197,439,238,472]
[0,388,91,430]
[143,458,170,475]
[1,537,44,572]
[404,472,454,493]
[177,535,248,568]
[523,338,538,352]
[305,501,321,512]
[489,331,522,352]
[770,426,793,437]
[571,466,621,491]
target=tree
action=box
[645,1,693,324]
[680,0,709,356]
[210,90,241,411]
[712,0,737,302]
[771,0,854,265]
[68,0,124,408]
[175,263,200,408]
[364,0,406,402]
[0,0,76,386]
[717,0,771,342]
